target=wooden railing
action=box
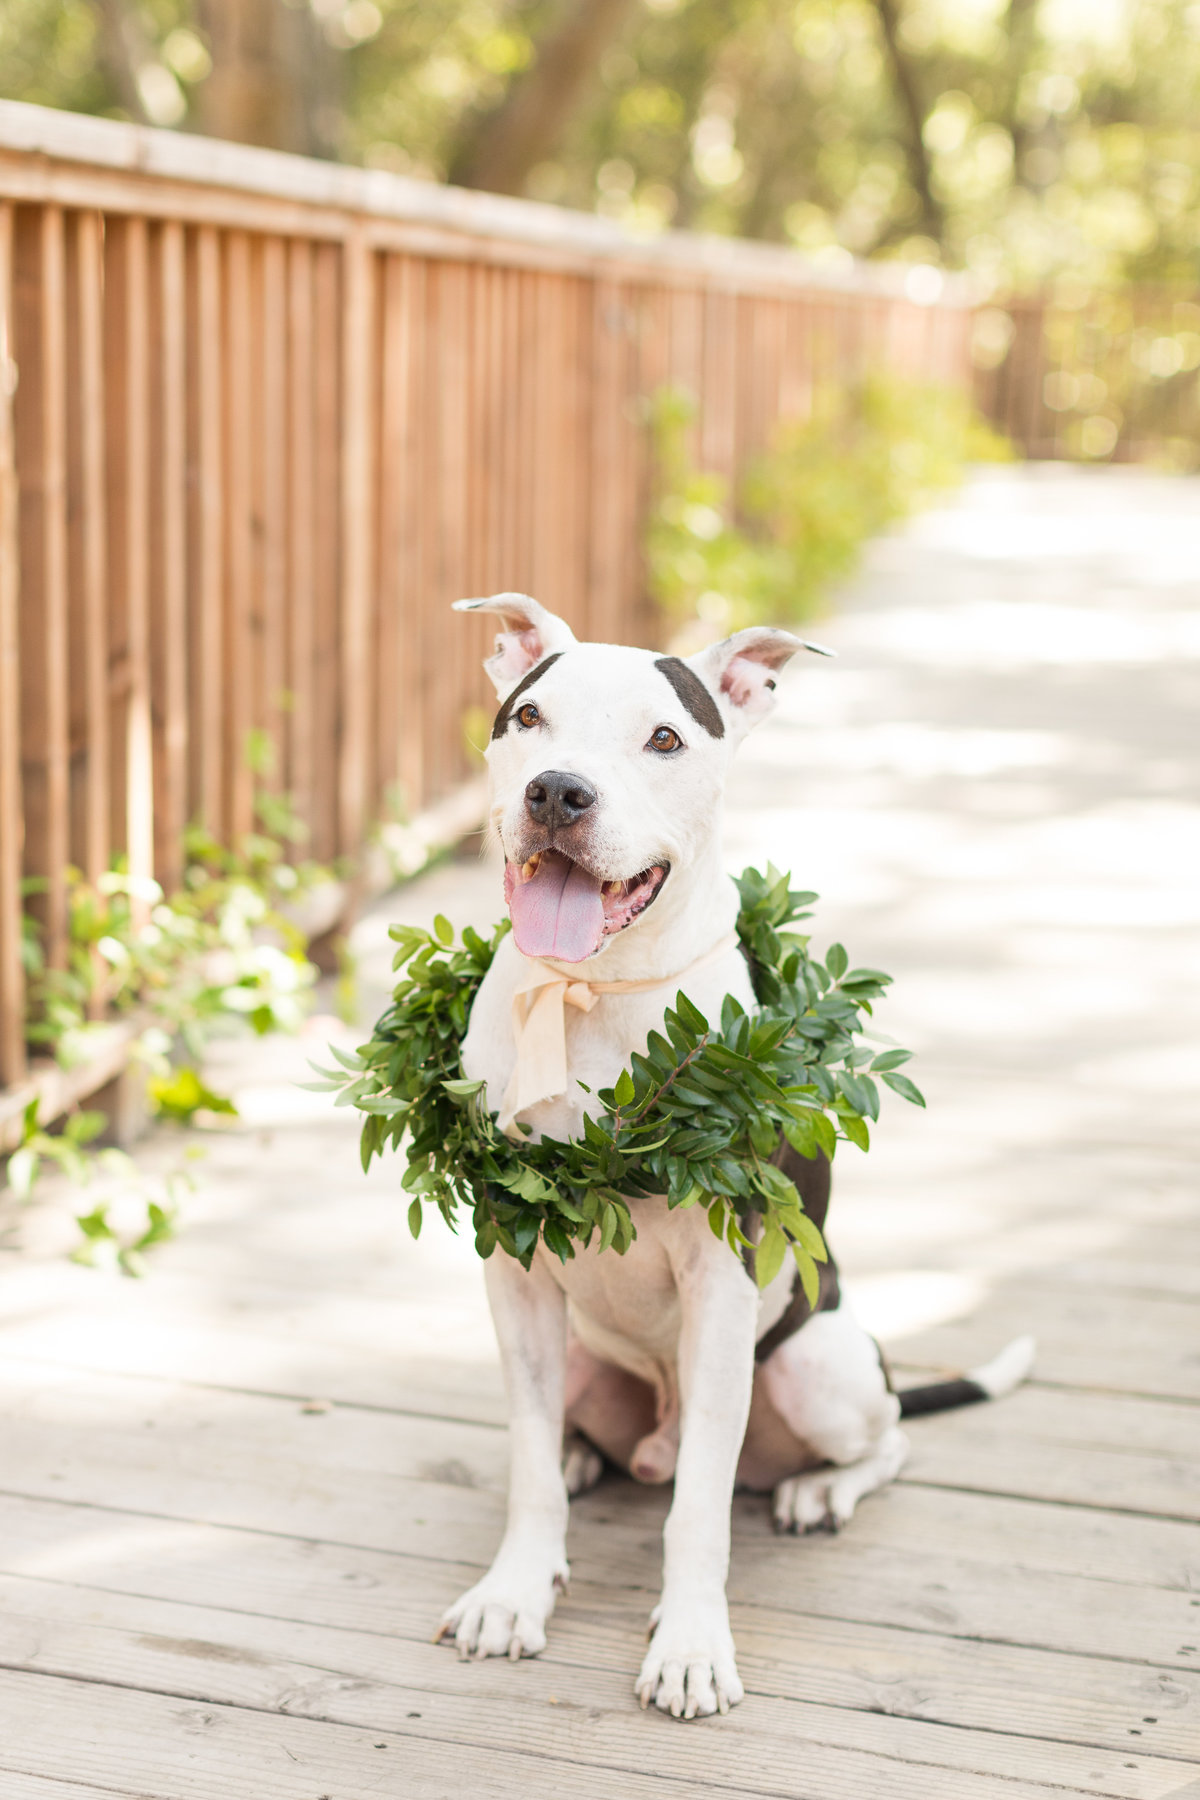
[0,99,973,1092]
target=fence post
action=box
[0,203,24,1088]
[338,226,374,860]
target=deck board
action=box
[2,468,1198,1796]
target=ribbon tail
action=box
[500,978,570,1137]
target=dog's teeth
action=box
[522,855,541,878]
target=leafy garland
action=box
[311,866,924,1302]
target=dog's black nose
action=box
[525,770,597,829]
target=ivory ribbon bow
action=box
[497,931,740,1137]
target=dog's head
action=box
[456,593,830,963]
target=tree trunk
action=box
[873,0,945,246]
[450,0,641,195]
[193,0,341,159]
[94,0,154,124]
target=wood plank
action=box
[1,1359,1196,1608]
[63,209,108,895]
[0,1578,1194,1798]
[3,1483,1193,1678]
[284,237,315,817]
[14,204,69,969]
[337,228,374,857]
[0,1669,760,1800]
[105,213,154,893]
[221,229,253,841]
[186,223,224,835]
[2,1655,1184,1800]
[6,1512,1200,1769]
[892,1290,1200,1404]
[148,218,187,893]
[258,234,287,794]
[0,201,24,1087]
[0,1017,145,1153]
[310,240,340,862]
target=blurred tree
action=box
[449,0,641,193]
[1,0,1198,294]
[192,0,341,157]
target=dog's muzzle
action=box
[524,770,597,833]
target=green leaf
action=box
[840,1112,870,1151]
[755,1224,787,1289]
[612,1068,635,1107]
[407,1197,423,1239]
[6,1146,37,1199]
[793,1244,821,1309]
[882,1071,926,1107]
[825,942,848,980]
[788,1213,827,1262]
[433,913,454,945]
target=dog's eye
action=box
[516,702,541,729]
[648,725,682,754]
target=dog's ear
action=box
[453,592,578,696]
[687,626,833,735]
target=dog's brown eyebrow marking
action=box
[654,657,725,739]
[491,652,565,740]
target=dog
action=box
[434,592,1035,1719]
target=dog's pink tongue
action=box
[510,850,605,962]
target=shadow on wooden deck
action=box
[1,467,1198,1798]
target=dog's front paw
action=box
[635,1598,744,1719]
[435,1550,568,1661]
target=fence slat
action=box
[0,203,24,1087]
[285,237,315,822]
[104,214,154,896]
[147,219,188,894]
[338,228,374,858]
[0,116,990,1103]
[66,210,109,892]
[15,204,70,969]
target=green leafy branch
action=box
[313,865,924,1292]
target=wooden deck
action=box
[1,467,1198,1797]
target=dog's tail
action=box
[895,1334,1036,1419]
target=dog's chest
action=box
[543,1199,690,1389]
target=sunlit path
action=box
[2,466,1198,1799]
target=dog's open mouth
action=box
[504,850,669,963]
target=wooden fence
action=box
[0,99,973,1094]
[973,289,1200,465]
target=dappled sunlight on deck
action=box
[1,468,1198,1798]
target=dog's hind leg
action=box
[772,1426,909,1532]
[436,1254,570,1660]
[757,1305,907,1533]
[562,1431,604,1496]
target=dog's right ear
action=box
[452,593,578,697]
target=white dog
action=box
[435,593,1034,1719]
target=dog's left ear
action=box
[453,592,578,696]
[687,626,833,736]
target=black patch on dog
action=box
[490,652,565,740]
[654,657,725,739]
[897,1377,987,1417]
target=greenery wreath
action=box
[311,865,924,1301]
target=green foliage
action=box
[23,795,325,1072]
[646,378,1009,632]
[146,1066,239,1125]
[3,1,1198,295]
[10,781,330,1272]
[6,1098,202,1277]
[315,866,924,1287]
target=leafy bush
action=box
[646,376,1010,634]
[9,786,331,1271]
